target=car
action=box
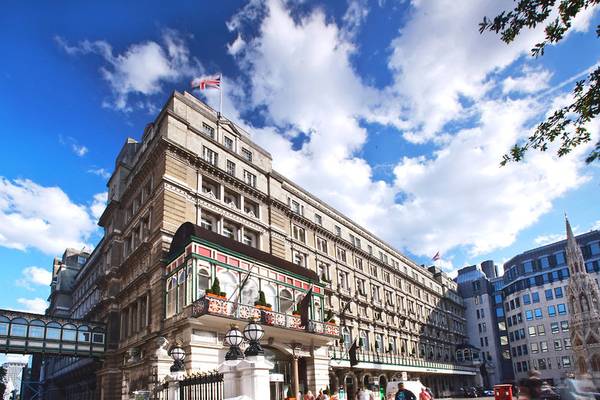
[483,389,494,396]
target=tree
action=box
[0,366,6,399]
[479,0,600,165]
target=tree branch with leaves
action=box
[479,0,600,165]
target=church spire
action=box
[565,215,584,275]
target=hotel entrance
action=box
[266,346,294,400]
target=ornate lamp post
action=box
[169,345,186,373]
[224,325,245,360]
[243,319,265,356]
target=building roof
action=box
[168,222,320,282]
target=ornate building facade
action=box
[565,218,600,383]
[38,92,477,400]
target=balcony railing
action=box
[328,347,477,373]
[192,295,340,337]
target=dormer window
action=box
[242,148,253,162]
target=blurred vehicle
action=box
[539,383,560,400]
[493,384,514,400]
[483,389,494,397]
[560,378,600,400]
[464,387,479,398]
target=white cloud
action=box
[16,266,52,290]
[224,0,595,259]
[17,298,48,314]
[72,143,88,157]
[342,0,369,39]
[534,233,566,246]
[87,167,111,179]
[55,30,202,111]
[90,192,108,221]
[593,220,600,231]
[502,67,552,95]
[227,34,246,56]
[58,135,89,157]
[0,177,100,254]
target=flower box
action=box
[206,292,227,300]
[255,304,273,311]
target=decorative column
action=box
[292,354,300,399]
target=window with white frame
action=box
[203,146,218,166]
[292,224,306,243]
[201,122,215,138]
[241,278,259,306]
[224,136,233,150]
[293,250,307,267]
[335,225,341,237]
[372,284,381,302]
[317,262,329,281]
[243,230,258,248]
[243,170,256,187]
[337,247,347,262]
[197,266,210,297]
[226,160,236,176]
[290,199,302,215]
[200,213,217,232]
[355,257,363,270]
[357,278,366,296]
[338,270,349,290]
[222,223,237,240]
[244,199,259,218]
[315,213,322,225]
[317,237,328,253]
[242,148,253,162]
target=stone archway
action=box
[379,375,388,397]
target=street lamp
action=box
[224,325,245,360]
[169,345,186,372]
[243,320,264,356]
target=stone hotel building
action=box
[39,92,478,400]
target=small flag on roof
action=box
[191,74,221,90]
[432,251,441,261]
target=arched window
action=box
[29,320,45,338]
[217,270,238,299]
[177,270,187,311]
[314,298,322,322]
[46,322,61,340]
[262,282,277,311]
[241,279,259,306]
[197,267,211,297]
[580,294,590,312]
[186,265,194,305]
[10,318,28,337]
[359,330,369,350]
[166,276,177,317]
[62,324,77,341]
[78,326,90,342]
[342,327,352,349]
[280,289,294,314]
[592,355,600,372]
[0,316,9,336]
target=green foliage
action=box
[254,290,272,308]
[480,0,600,165]
[0,366,6,398]
[206,277,226,297]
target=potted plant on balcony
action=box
[205,278,227,300]
[292,306,301,316]
[254,290,272,311]
[285,387,295,400]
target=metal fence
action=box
[153,371,224,400]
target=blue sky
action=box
[0,0,599,335]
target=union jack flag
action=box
[191,74,221,90]
[432,251,441,261]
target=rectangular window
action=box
[526,310,533,320]
[528,326,536,337]
[201,122,215,139]
[557,303,567,315]
[551,322,559,334]
[203,146,218,166]
[292,225,306,243]
[540,341,548,353]
[335,225,342,237]
[537,325,545,335]
[355,257,363,270]
[226,160,236,176]
[243,170,256,187]
[523,294,531,304]
[548,305,556,317]
[531,343,539,353]
[562,356,571,368]
[532,292,540,303]
[561,320,569,332]
[538,358,547,370]
[315,214,322,225]
[564,338,571,349]
[554,287,563,298]
[317,237,328,253]
[337,247,347,263]
[545,289,554,300]
[242,148,253,162]
[554,340,562,351]
[534,308,543,319]
[224,136,233,150]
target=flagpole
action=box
[219,73,223,118]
